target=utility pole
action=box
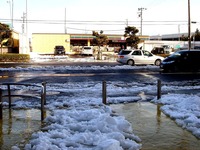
[25,0,29,53]
[138,7,147,35]
[11,0,13,29]
[188,0,191,50]
[64,8,67,34]
[126,19,128,26]
[21,12,26,54]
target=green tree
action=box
[192,28,200,41]
[0,22,13,53]
[180,34,188,41]
[124,26,140,49]
[92,30,109,59]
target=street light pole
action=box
[188,0,191,50]
[7,0,14,29]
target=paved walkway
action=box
[111,102,200,150]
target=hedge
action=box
[0,54,30,62]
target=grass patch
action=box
[0,53,30,62]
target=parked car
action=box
[160,49,200,72]
[151,45,173,54]
[117,49,164,66]
[151,47,165,54]
[81,46,93,55]
[54,45,65,55]
[194,46,200,49]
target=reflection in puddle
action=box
[111,102,200,150]
[0,109,48,149]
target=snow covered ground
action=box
[1,56,200,149]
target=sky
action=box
[1,56,200,149]
[0,0,200,37]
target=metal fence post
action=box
[42,82,46,105]
[157,79,161,99]
[0,89,2,120]
[102,81,107,104]
[7,84,11,108]
[41,89,44,121]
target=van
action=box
[81,46,93,55]
[160,50,200,72]
[151,45,173,55]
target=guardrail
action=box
[102,80,162,104]
[0,82,46,121]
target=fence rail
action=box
[102,80,162,104]
[0,82,46,120]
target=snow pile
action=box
[24,105,141,150]
[152,94,200,138]
[0,65,159,72]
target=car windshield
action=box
[55,46,64,49]
[83,47,92,50]
[118,50,132,55]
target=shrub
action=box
[0,54,30,62]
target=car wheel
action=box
[127,60,134,66]
[155,59,161,66]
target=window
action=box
[142,50,152,56]
[119,50,132,55]
[132,50,142,55]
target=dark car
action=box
[160,50,200,72]
[54,45,65,55]
[194,46,200,49]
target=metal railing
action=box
[102,80,162,105]
[0,82,46,121]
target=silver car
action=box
[81,46,93,55]
[117,49,164,66]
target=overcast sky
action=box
[0,0,200,36]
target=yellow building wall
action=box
[32,34,70,54]
[12,31,19,48]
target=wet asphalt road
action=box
[1,62,200,86]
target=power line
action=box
[0,18,193,34]
[0,18,189,24]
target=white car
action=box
[117,49,164,66]
[81,46,93,55]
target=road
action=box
[0,62,200,92]
[1,62,200,85]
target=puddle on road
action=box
[110,102,200,150]
[0,109,48,150]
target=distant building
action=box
[150,33,192,41]
[31,33,149,54]
[32,33,70,54]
